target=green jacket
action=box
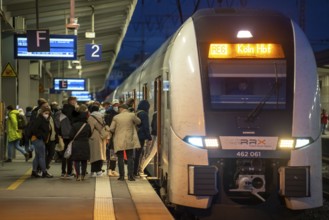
[7,110,22,142]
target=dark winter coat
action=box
[31,114,50,143]
[62,103,79,123]
[69,112,92,161]
[136,100,152,141]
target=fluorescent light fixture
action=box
[237,30,253,38]
[85,32,95,39]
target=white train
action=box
[108,8,323,219]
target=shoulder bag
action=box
[91,115,110,139]
[64,123,87,159]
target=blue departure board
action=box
[14,34,77,60]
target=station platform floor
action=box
[0,157,174,220]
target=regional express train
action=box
[109,8,323,219]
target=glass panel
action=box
[208,60,286,110]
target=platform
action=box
[0,158,173,220]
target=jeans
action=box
[31,139,46,172]
[7,139,27,159]
[117,149,134,177]
[45,140,56,169]
[61,139,73,175]
[322,123,327,134]
[134,139,145,175]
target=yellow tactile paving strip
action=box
[94,177,115,220]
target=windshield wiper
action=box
[246,63,281,122]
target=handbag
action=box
[64,123,87,159]
[55,136,65,152]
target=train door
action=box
[142,83,148,100]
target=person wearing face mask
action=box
[104,99,120,176]
[30,106,53,178]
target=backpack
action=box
[17,114,28,129]
[24,120,34,140]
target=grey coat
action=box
[109,109,141,153]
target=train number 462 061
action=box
[236,151,261,157]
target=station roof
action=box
[1,1,329,94]
[1,0,137,92]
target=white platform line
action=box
[94,177,115,220]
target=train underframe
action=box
[163,157,308,220]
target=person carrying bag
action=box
[64,123,86,159]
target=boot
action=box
[42,171,53,178]
[128,175,135,181]
[117,176,124,181]
[31,171,40,178]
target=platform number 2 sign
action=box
[85,44,102,61]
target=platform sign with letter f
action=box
[27,30,50,52]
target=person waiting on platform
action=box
[104,99,120,177]
[321,109,328,135]
[5,105,29,162]
[69,105,92,181]
[88,105,108,177]
[109,104,141,181]
[30,106,53,178]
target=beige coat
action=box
[88,111,107,163]
[109,109,141,153]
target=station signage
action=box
[85,44,102,61]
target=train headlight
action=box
[279,139,294,149]
[184,136,220,148]
[204,138,219,148]
[295,138,311,148]
[186,137,204,148]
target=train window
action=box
[208,60,287,110]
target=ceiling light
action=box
[76,65,82,70]
[85,32,95,39]
[237,30,253,38]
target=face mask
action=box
[43,113,49,119]
[113,106,119,112]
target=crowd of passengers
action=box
[4,96,155,181]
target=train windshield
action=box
[208,60,286,110]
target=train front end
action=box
[167,8,322,213]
